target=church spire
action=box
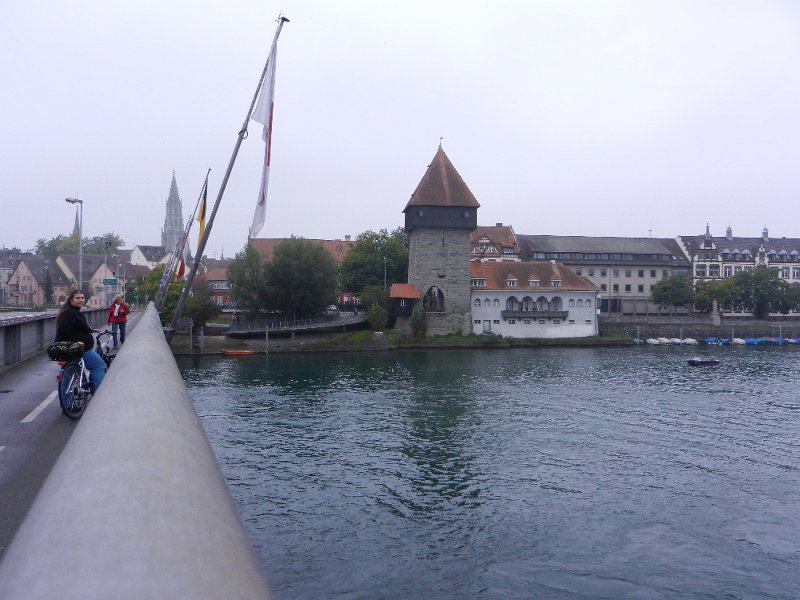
[161,171,184,251]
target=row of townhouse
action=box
[469,223,800,317]
[0,244,229,310]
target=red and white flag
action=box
[249,42,278,238]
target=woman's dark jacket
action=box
[55,305,94,351]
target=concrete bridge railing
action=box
[0,308,107,372]
[0,304,271,600]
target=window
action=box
[506,278,518,287]
[613,284,619,293]
[588,268,595,276]
[625,284,631,293]
[553,320,561,324]
[696,265,707,277]
[663,269,669,277]
[586,299,591,307]
[493,299,500,306]
[650,270,656,277]
[625,270,632,278]
[724,266,732,277]
[600,269,607,277]
[793,268,800,279]
[538,320,545,324]
[569,320,575,324]
[493,320,500,324]
[474,319,481,324]
[637,284,644,293]
[709,264,720,277]
[568,299,575,307]
[780,268,790,279]
[577,299,583,307]
[508,319,516,324]
[600,284,607,291]
[523,319,531,324]
[585,320,592,324]
[528,279,540,287]
[551,280,561,287]
[474,299,481,306]
[471,278,487,287]
[613,269,620,277]
[574,268,582,275]
[638,270,644,278]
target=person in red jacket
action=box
[108,295,130,349]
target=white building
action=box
[470,260,599,338]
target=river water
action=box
[177,346,800,599]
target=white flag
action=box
[249,43,278,238]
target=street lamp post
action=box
[384,256,387,291]
[65,197,83,290]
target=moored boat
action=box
[687,356,720,367]
[220,349,257,356]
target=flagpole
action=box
[156,169,211,310]
[165,15,289,344]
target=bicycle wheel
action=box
[58,362,86,419]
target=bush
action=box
[410,311,427,338]
[367,304,388,331]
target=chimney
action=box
[496,223,503,227]
[762,226,768,242]
[345,235,351,242]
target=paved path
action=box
[0,313,141,556]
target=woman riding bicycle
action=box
[55,289,106,393]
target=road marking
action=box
[22,391,57,423]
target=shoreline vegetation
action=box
[169,329,634,356]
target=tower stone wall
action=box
[408,228,473,335]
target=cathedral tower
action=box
[403,145,479,335]
[161,171,184,252]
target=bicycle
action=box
[48,329,115,420]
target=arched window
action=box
[474,298,481,306]
[568,299,575,307]
[506,296,519,311]
[586,299,591,307]
[551,297,563,311]
[577,299,583,307]
[521,296,534,311]
[536,296,548,311]
[484,298,490,306]
[493,298,500,307]
[422,286,445,312]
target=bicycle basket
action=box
[47,341,84,361]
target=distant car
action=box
[326,305,338,311]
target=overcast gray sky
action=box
[3,0,799,258]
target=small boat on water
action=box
[687,356,720,367]
[220,349,257,356]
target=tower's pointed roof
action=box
[404,146,480,210]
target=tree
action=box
[35,233,125,258]
[227,243,268,318]
[693,278,738,313]
[360,284,388,311]
[733,267,793,318]
[265,237,338,319]
[650,275,694,313]
[339,229,408,293]
[129,265,182,323]
[185,279,221,332]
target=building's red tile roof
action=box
[249,237,354,264]
[404,146,480,210]
[390,283,421,299]
[470,261,598,291]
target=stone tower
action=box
[403,145,479,335]
[161,171,184,252]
